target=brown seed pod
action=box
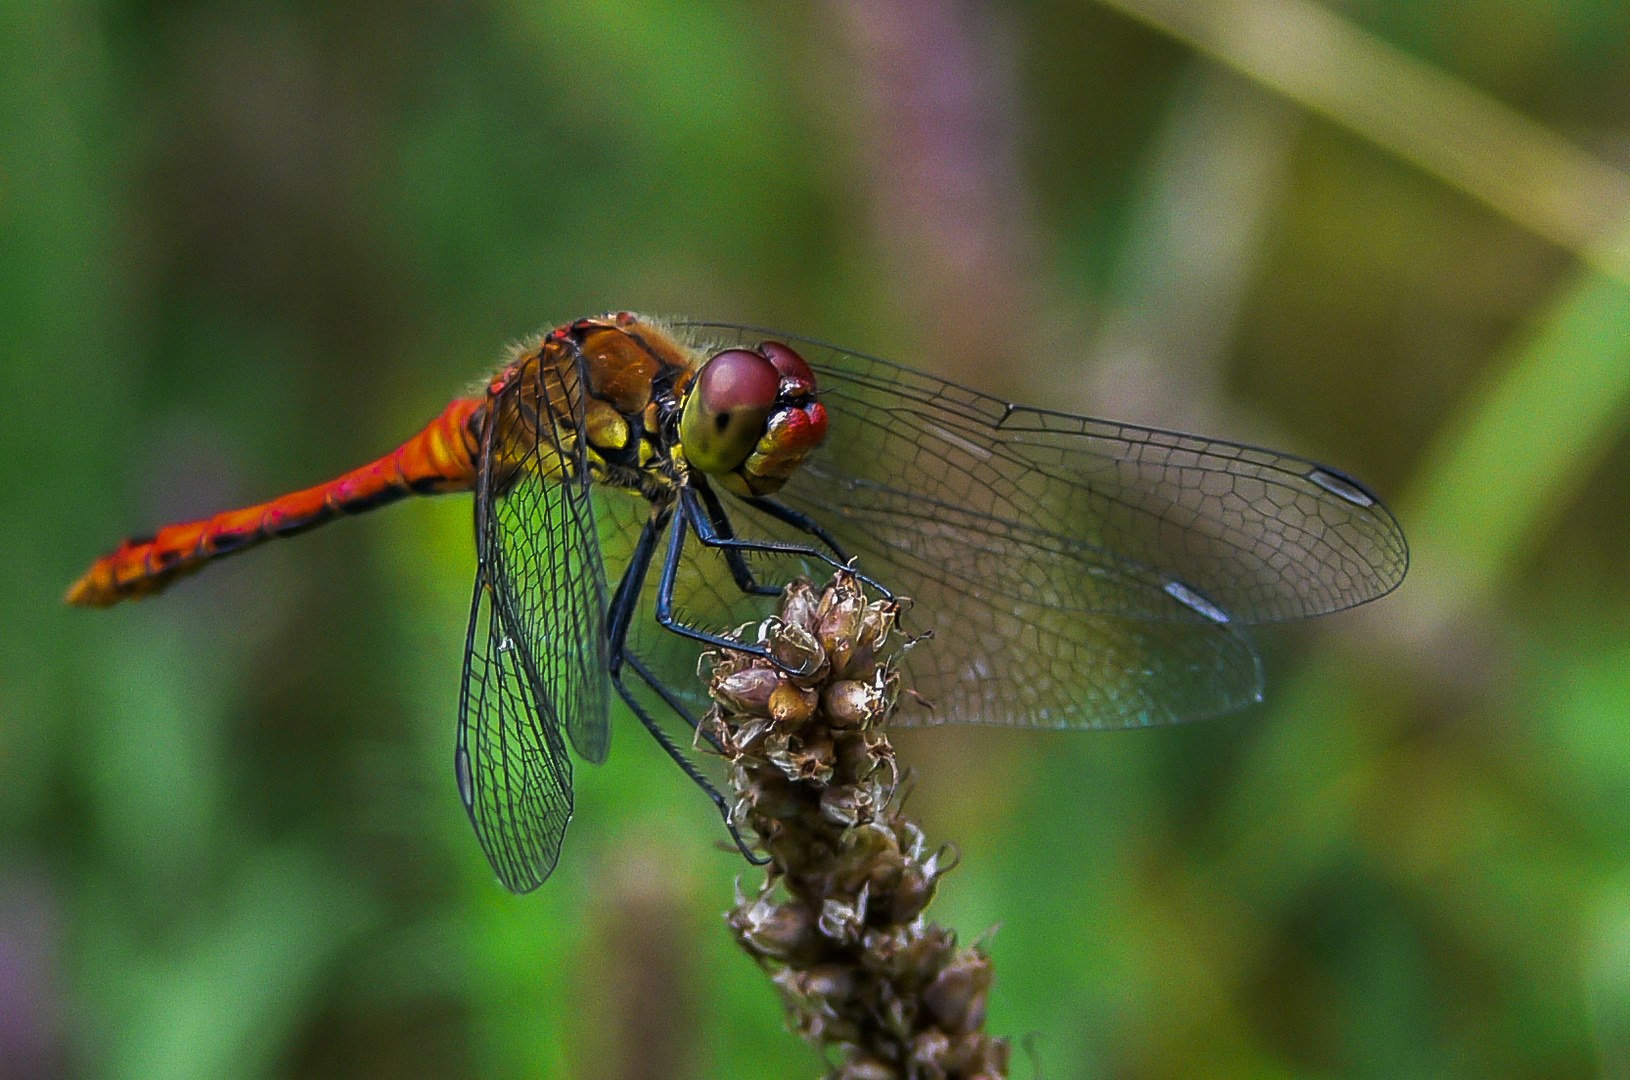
[922,949,994,1035]
[730,890,820,965]
[770,681,819,726]
[713,666,782,715]
[822,679,878,727]
[771,620,828,682]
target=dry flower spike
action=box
[706,571,1010,1080]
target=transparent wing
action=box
[695,326,1408,622]
[677,322,1407,729]
[491,468,610,766]
[456,575,575,893]
[454,362,610,893]
[597,480,1264,732]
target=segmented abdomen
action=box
[65,397,484,607]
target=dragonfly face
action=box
[678,341,828,497]
[66,311,1409,893]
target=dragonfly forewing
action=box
[490,469,610,763]
[676,321,1405,730]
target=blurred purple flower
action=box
[0,872,64,1080]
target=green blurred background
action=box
[8,0,1630,1076]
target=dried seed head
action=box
[886,926,957,983]
[823,679,880,727]
[909,1031,953,1080]
[779,578,821,631]
[730,892,820,964]
[843,600,898,679]
[766,732,835,785]
[837,729,895,784]
[712,572,1007,1077]
[888,860,940,924]
[740,773,801,822]
[770,620,827,680]
[844,834,908,908]
[817,592,866,673]
[946,1032,1010,1078]
[819,781,878,827]
[819,882,870,945]
[775,965,863,1043]
[836,1058,898,1080]
[784,962,856,1003]
[859,926,912,973]
[729,717,775,753]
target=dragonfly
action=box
[67,312,1408,892]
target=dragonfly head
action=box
[680,341,828,497]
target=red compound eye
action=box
[760,341,815,390]
[680,349,781,476]
[697,349,780,417]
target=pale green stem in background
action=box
[1082,61,1297,432]
[1091,0,1630,284]
[1399,270,1630,639]
[1218,265,1630,893]
[1089,0,1630,635]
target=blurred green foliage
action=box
[7,1,1630,1077]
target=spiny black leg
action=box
[610,668,767,865]
[682,487,838,565]
[694,480,779,597]
[624,651,721,752]
[623,652,764,860]
[603,508,730,752]
[653,505,787,663]
[743,495,849,562]
[604,509,765,864]
[682,488,894,600]
[607,511,667,669]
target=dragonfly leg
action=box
[606,510,667,668]
[741,495,850,562]
[681,487,893,601]
[603,510,765,865]
[693,482,780,597]
[608,503,779,671]
[652,509,767,654]
[623,651,723,753]
[609,665,768,866]
[623,652,765,859]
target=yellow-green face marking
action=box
[680,348,781,477]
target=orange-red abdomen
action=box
[66,396,483,608]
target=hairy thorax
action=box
[481,314,705,505]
